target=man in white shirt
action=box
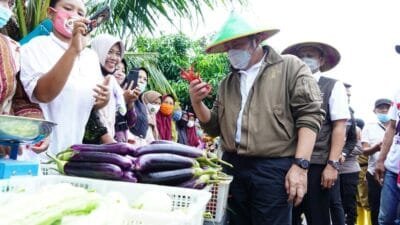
[282,42,350,225]
[362,98,391,225]
[375,75,400,224]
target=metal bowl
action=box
[0,115,56,144]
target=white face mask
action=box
[146,103,160,114]
[137,82,147,93]
[301,57,320,73]
[228,41,256,70]
[187,120,195,128]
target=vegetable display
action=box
[47,142,231,188]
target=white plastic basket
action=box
[204,176,232,223]
[40,163,59,176]
[0,175,211,225]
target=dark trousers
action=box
[330,176,345,225]
[367,172,381,225]
[293,164,331,225]
[222,152,293,225]
[340,172,359,225]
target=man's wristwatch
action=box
[327,160,340,170]
[293,158,310,170]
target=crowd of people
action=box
[1,0,400,224]
[0,0,212,159]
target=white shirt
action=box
[20,33,103,160]
[98,76,125,138]
[362,121,386,174]
[235,56,265,143]
[384,90,400,174]
[313,71,350,121]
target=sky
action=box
[156,0,400,123]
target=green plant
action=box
[15,0,50,38]
[135,34,229,109]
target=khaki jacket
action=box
[201,46,325,157]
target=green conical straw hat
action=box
[205,11,279,54]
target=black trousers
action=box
[330,176,345,225]
[340,172,360,225]
[367,172,381,225]
[293,164,331,225]
[222,152,293,225]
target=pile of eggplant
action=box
[47,141,231,189]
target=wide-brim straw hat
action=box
[205,11,279,54]
[281,42,341,72]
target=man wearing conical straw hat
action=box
[282,42,350,225]
[188,12,325,225]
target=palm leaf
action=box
[86,0,247,43]
[124,52,177,99]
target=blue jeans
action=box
[379,171,400,225]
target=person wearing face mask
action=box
[156,94,175,141]
[0,0,48,157]
[20,0,110,160]
[282,41,350,225]
[361,98,392,225]
[170,104,182,142]
[141,90,162,141]
[186,112,200,147]
[176,110,189,145]
[189,12,325,225]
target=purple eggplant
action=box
[178,177,208,189]
[134,143,205,158]
[125,155,137,166]
[135,153,198,172]
[48,153,124,180]
[137,168,195,185]
[58,150,133,169]
[150,140,177,145]
[137,167,215,185]
[70,143,136,155]
[65,162,123,180]
[121,171,138,183]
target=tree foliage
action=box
[135,33,230,109]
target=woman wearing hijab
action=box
[128,68,150,144]
[141,90,162,141]
[89,33,138,143]
[156,94,175,140]
[186,112,200,147]
[176,111,189,145]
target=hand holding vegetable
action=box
[189,79,212,105]
[181,66,211,103]
[93,76,110,110]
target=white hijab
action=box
[91,33,125,67]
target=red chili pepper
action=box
[180,66,212,92]
[180,66,200,82]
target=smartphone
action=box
[86,6,111,34]
[122,69,139,90]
